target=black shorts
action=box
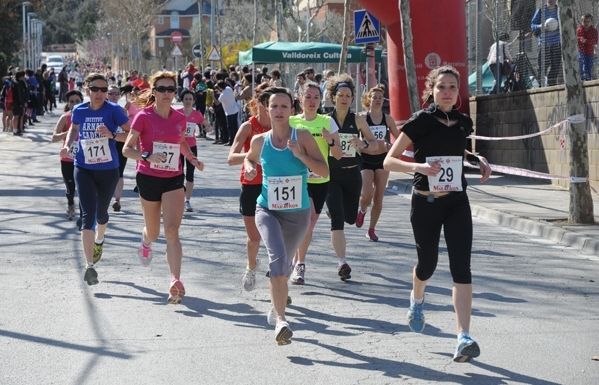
[361,153,387,171]
[308,182,329,214]
[136,173,184,202]
[239,184,262,216]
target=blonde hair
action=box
[134,71,177,107]
[362,86,385,109]
[247,82,272,116]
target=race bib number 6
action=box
[267,175,302,210]
[185,122,196,137]
[81,137,112,164]
[151,142,181,171]
[426,156,463,192]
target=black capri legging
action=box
[60,160,76,205]
[115,141,128,177]
[179,145,198,182]
[75,167,119,230]
[326,165,362,231]
[410,191,473,284]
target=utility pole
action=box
[399,0,419,113]
[338,0,350,74]
[557,0,595,224]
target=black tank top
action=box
[361,112,390,164]
[329,110,360,169]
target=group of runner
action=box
[52,64,491,362]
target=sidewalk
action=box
[388,171,599,257]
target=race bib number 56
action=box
[426,156,463,192]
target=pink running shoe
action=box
[168,279,185,304]
[138,241,153,267]
[366,228,379,242]
[355,209,366,228]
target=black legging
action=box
[60,160,75,205]
[410,191,473,284]
[326,166,361,231]
[180,145,198,182]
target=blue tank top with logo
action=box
[257,128,309,211]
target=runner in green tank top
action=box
[288,82,342,285]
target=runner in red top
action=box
[123,71,205,304]
[52,90,83,220]
[227,82,272,291]
[177,89,206,212]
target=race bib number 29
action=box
[426,156,463,192]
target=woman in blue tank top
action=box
[244,87,328,346]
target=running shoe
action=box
[167,279,185,304]
[92,241,104,264]
[407,299,426,333]
[138,240,153,267]
[275,320,293,345]
[66,204,75,220]
[241,268,256,292]
[112,201,121,212]
[287,295,292,305]
[83,267,99,286]
[356,209,366,228]
[366,228,379,242]
[267,306,277,326]
[184,200,193,212]
[453,335,481,363]
[338,263,352,281]
[290,263,305,285]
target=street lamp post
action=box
[21,1,31,68]
[27,12,37,69]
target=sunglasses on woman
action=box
[89,86,109,93]
[154,86,177,93]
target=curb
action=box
[387,178,599,258]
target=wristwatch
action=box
[141,151,151,161]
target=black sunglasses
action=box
[154,86,177,93]
[89,86,108,93]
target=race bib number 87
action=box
[338,133,357,158]
[426,156,463,192]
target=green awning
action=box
[239,41,382,65]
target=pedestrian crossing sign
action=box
[354,9,380,44]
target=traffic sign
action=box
[171,45,183,57]
[171,31,183,43]
[354,9,380,44]
[207,46,220,61]
[192,43,203,58]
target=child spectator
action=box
[577,14,598,81]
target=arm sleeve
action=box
[329,118,340,134]
[400,112,424,143]
[531,9,542,34]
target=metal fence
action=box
[467,0,599,96]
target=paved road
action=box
[1,113,598,385]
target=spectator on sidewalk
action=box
[531,0,562,86]
[216,80,240,146]
[486,32,513,94]
[577,14,598,81]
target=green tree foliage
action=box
[0,0,23,74]
[39,0,99,45]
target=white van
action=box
[45,55,64,72]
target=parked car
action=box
[45,55,64,73]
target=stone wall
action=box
[469,80,599,191]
